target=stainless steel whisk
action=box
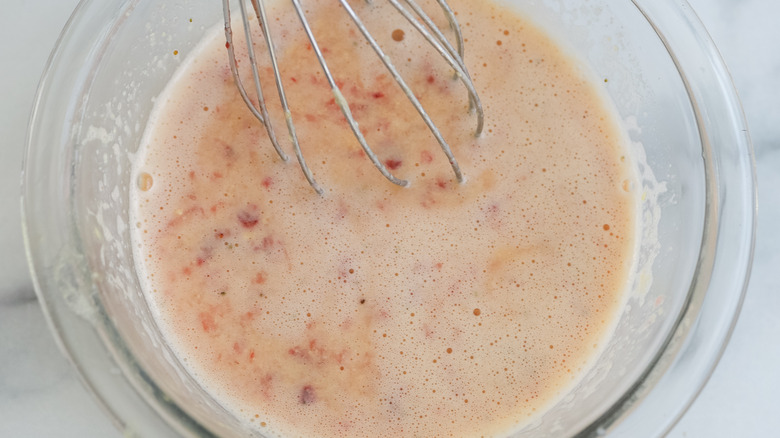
[222,0,484,194]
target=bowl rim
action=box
[22,0,756,436]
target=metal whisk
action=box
[222,0,484,194]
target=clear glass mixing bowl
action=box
[22,0,755,436]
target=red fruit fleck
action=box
[225,42,230,49]
[305,114,316,122]
[427,75,435,84]
[209,202,225,214]
[249,350,255,360]
[423,323,435,338]
[222,143,235,160]
[421,150,434,163]
[194,246,213,266]
[349,149,367,159]
[436,178,448,189]
[300,385,316,405]
[233,342,242,353]
[262,177,273,188]
[290,77,297,83]
[189,170,196,180]
[182,267,192,275]
[336,201,350,220]
[376,119,391,132]
[259,373,274,400]
[486,203,500,222]
[220,65,232,82]
[212,171,223,179]
[373,92,385,99]
[254,272,267,284]
[261,235,274,250]
[200,312,217,332]
[385,159,403,170]
[238,205,260,228]
[167,206,204,228]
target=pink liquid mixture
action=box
[131,0,637,436]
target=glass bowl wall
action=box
[23,0,754,436]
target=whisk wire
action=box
[395,0,467,88]
[434,0,465,60]
[250,0,324,194]
[223,1,266,125]
[339,0,465,183]
[225,0,290,162]
[224,0,483,192]
[389,0,484,134]
[291,0,410,188]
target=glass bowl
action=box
[22,0,755,436]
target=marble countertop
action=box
[1,1,777,436]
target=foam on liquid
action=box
[131,0,638,436]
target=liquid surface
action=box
[132,1,637,436]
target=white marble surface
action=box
[1,0,777,436]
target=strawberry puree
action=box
[131,0,637,436]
